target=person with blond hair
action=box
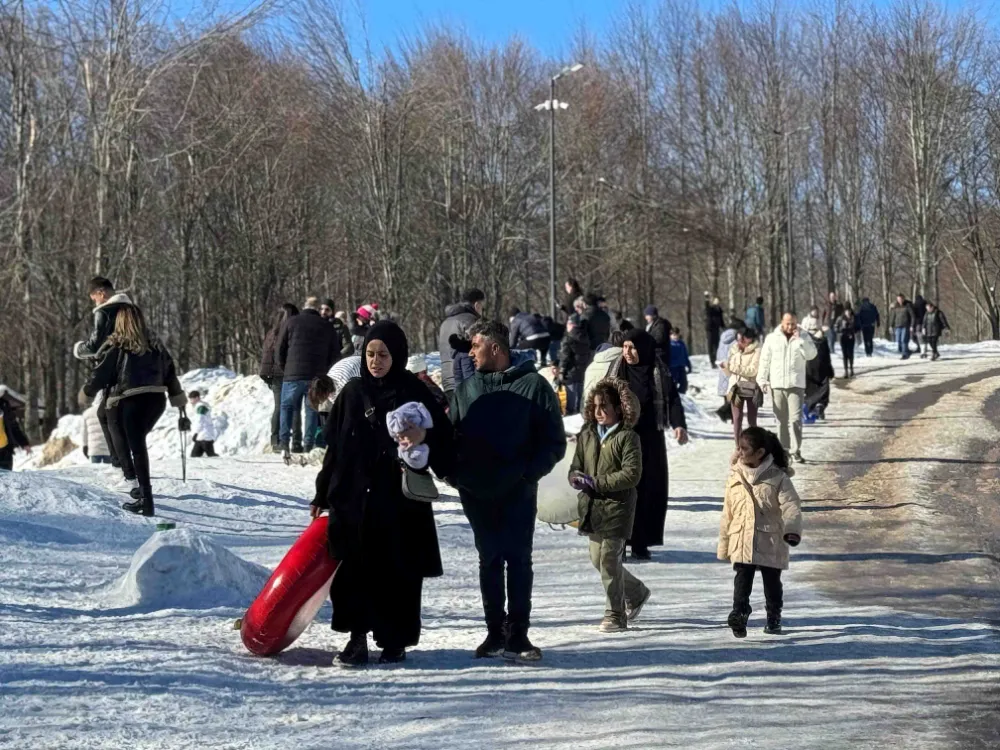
[84,306,186,515]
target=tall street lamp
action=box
[536,62,584,317]
[774,125,809,312]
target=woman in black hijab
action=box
[311,321,454,667]
[610,329,688,560]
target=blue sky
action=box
[359,0,618,55]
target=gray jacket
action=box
[437,302,480,392]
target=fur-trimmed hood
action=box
[94,292,133,313]
[582,376,640,429]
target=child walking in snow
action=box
[718,426,802,637]
[386,402,433,469]
[569,378,651,632]
[188,391,218,458]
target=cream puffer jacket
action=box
[717,457,803,570]
[757,327,817,391]
[726,342,761,394]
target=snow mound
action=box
[109,528,270,611]
[0,471,122,520]
[15,413,88,470]
[145,369,272,459]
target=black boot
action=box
[122,486,154,517]
[763,613,783,635]
[474,626,507,659]
[378,647,406,664]
[631,545,651,561]
[728,608,750,639]
[503,626,542,663]
[336,633,369,668]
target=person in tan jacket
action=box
[719,327,762,446]
[718,427,803,638]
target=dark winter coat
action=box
[561,286,583,315]
[438,302,480,392]
[857,300,880,328]
[646,316,673,370]
[913,296,927,326]
[806,335,835,409]
[330,317,354,359]
[889,302,915,330]
[0,398,30,455]
[822,300,845,328]
[704,302,725,333]
[277,309,339,382]
[835,314,858,342]
[582,305,612,349]
[259,327,283,383]
[83,339,186,409]
[74,293,135,360]
[313,322,455,579]
[558,328,593,384]
[570,380,642,540]
[924,309,950,338]
[509,312,548,349]
[745,304,765,333]
[450,360,566,502]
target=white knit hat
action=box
[406,354,427,373]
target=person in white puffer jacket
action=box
[757,314,817,464]
[188,390,218,458]
[81,395,112,464]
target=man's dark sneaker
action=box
[793,452,805,464]
[474,629,506,659]
[336,634,369,667]
[503,629,542,662]
[763,616,783,635]
[626,587,651,622]
[728,610,749,639]
[379,647,406,664]
[631,546,652,561]
[291,444,305,454]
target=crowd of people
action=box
[0,276,966,667]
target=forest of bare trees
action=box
[3,0,1000,437]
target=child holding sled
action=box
[718,426,802,637]
[569,377,651,632]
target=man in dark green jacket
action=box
[451,320,566,663]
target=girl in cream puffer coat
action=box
[718,426,803,638]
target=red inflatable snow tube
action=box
[241,516,339,656]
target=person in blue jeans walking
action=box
[276,297,340,458]
[888,293,915,360]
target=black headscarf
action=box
[361,320,411,413]
[621,329,657,406]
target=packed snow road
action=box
[1,344,999,749]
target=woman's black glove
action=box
[449,334,472,355]
[784,533,801,547]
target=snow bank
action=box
[0,470,121,521]
[108,528,270,611]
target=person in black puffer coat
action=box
[0,395,31,472]
[582,295,612,351]
[260,303,301,451]
[556,315,593,415]
[277,297,339,454]
[437,289,485,395]
[83,306,186,516]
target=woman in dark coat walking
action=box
[311,321,455,667]
[260,303,300,451]
[608,330,688,560]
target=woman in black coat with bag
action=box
[608,329,689,560]
[311,321,455,667]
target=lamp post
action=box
[536,62,584,317]
[774,125,810,312]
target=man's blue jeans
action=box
[895,327,910,357]
[280,380,319,450]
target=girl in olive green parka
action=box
[569,378,651,632]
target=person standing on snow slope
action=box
[74,276,136,468]
[310,321,455,668]
[83,305,187,516]
[449,320,566,663]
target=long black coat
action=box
[313,374,455,580]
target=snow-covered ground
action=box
[2,337,999,748]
